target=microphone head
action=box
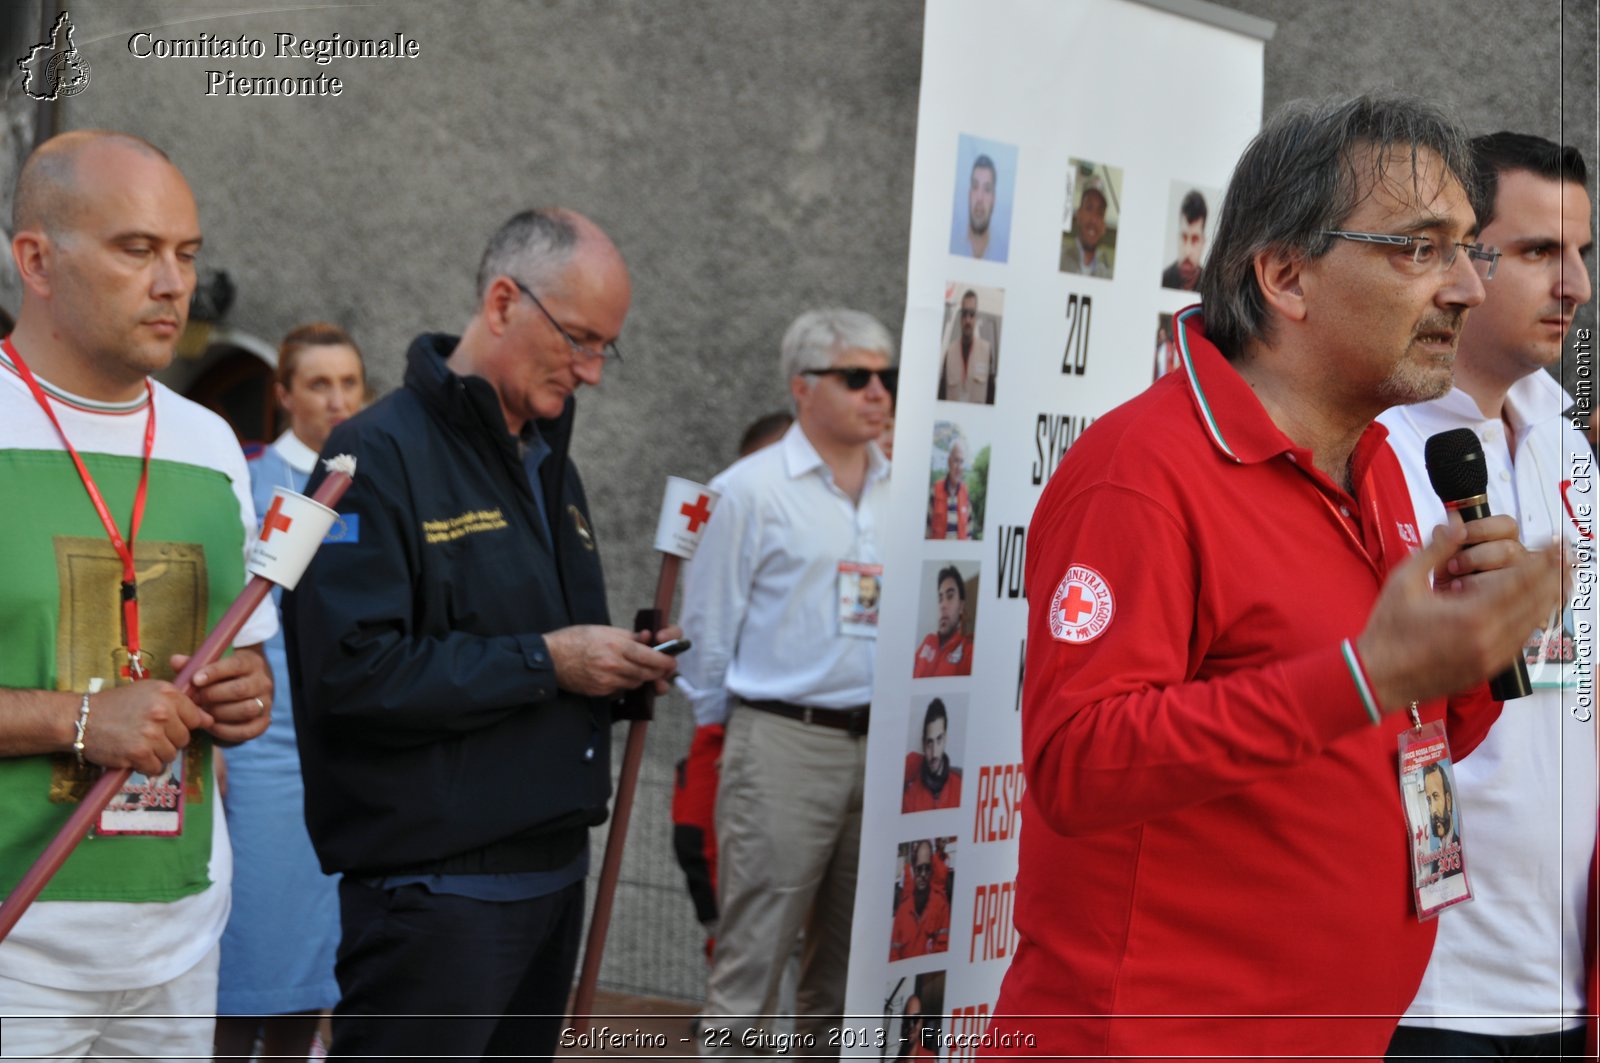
[1423,427,1487,503]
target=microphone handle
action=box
[1448,499,1533,701]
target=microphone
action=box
[1423,427,1533,701]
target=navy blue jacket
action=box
[285,334,613,877]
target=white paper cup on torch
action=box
[654,476,719,560]
[246,486,341,590]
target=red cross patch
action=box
[1049,564,1114,644]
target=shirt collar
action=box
[782,421,892,484]
[272,430,320,474]
[1503,368,1571,434]
[1383,370,1571,445]
[1175,305,1299,465]
[519,422,551,466]
[1174,305,1392,488]
[0,337,152,415]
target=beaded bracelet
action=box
[72,678,103,768]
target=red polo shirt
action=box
[913,630,974,677]
[986,309,1499,1059]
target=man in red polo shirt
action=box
[912,566,973,678]
[986,93,1567,1058]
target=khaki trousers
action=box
[701,705,867,1058]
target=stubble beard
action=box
[1379,317,1464,406]
[1377,350,1454,406]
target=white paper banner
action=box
[845,1,1265,1054]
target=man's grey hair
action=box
[475,209,580,300]
[1199,93,1479,360]
[780,307,896,385]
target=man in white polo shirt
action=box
[1381,130,1596,1060]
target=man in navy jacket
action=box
[286,208,678,1061]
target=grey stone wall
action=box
[2,0,1593,1003]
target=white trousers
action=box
[0,943,219,1061]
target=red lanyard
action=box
[4,337,156,678]
[1295,452,1387,578]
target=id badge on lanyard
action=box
[839,560,883,639]
[1524,593,1590,691]
[1398,712,1472,919]
[7,339,186,837]
[98,760,187,835]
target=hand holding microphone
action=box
[1424,428,1535,700]
[1355,430,1565,710]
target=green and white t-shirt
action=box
[0,350,277,992]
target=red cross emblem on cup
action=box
[1050,564,1114,644]
[680,494,713,533]
[260,495,294,541]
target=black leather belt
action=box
[742,698,870,736]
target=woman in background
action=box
[214,323,367,1062]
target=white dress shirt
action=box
[1380,370,1597,1034]
[678,423,892,727]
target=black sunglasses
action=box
[801,367,899,394]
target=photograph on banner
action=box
[890,837,957,961]
[884,970,947,1060]
[926,421,990,542]
[1059,157,1124,279]
[903,694,967,815]
[1153,312,1180,383]
[912,561,979,679]
[936,282,1004,406]
[1159,180,1223,292]
[948,133,1018,264]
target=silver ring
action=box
[253,696,266,712]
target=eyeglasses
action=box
[912,862,933,876]
[959,308,977,319]
[510,278,624,363]
[1319,230,1500,281]
[801,367,899,395]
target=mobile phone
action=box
[652,637,692,657]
